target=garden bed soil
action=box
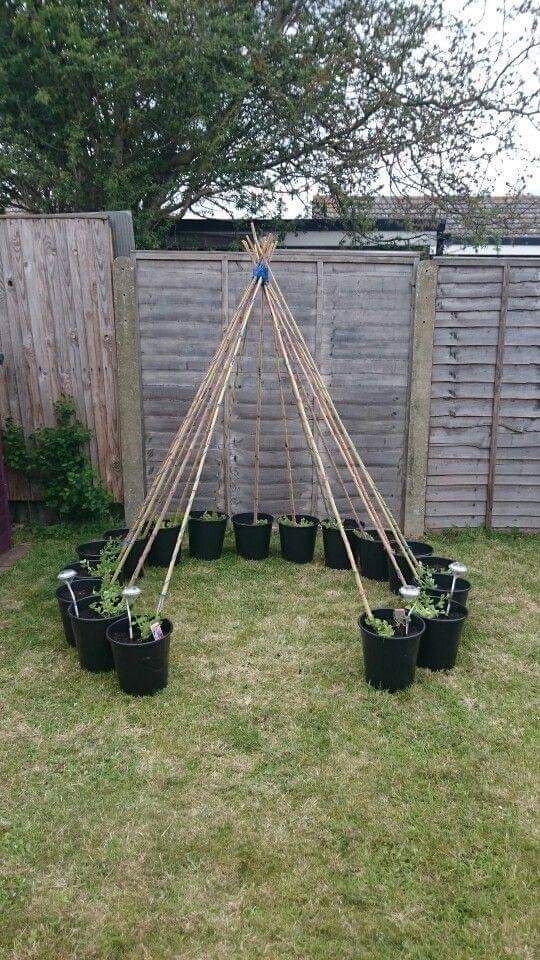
[232,512,273,560]
[358,607,425,692]
[278,515,318,564]
[106,616,172,696]
[188,511,228,560]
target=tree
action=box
[0,0,538,245]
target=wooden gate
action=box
[0,213,122,501]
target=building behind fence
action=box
[0,213,538,533]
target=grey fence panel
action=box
[134,250,419,522]
[492,264,540,529]
[426,256,540,530]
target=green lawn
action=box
[0,524,538,960]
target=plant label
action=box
[150,621,164,641]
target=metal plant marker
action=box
[399,584,420,634]
[109,227,426,624]
[446,562,467,614]
[122,585,141,639]
[58,569,79,617]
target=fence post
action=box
[112,256,145,523]
[403,259,438,538]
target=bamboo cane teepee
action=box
[113,228,421,620]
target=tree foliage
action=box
[0,0,538,244]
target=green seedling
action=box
[199,510,226,522]
[278,516,314,527]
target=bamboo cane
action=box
[264,275,419,574]
[269,314,297,522]
[265,284,417,580]
[253,289,265,523]
[272,296,408,586]
[155,276,265,612]
[244,233,413,570]
[126,292,258,585]
[114,303,246,581]
[114,283,255,572]
[118,233,278,556]
[264,288,372,617]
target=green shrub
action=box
[2,395,111,520]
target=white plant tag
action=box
[150,621,164,641]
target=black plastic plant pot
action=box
[107,616,172,696]
[232,512,273,560]
[55,577,102,647]
[357,531,389,581]
[77,537,145,580]
[68,595,116,672]
[428,572,471,607]
[401,540,434,558]
[189,511,228,560]
[358,608,425,693]
[322,518,359,569]
[417,601,468,671]
[120,536,147,579]
[278,515,319,564]
[75,539,108,573]
[148,525,182,567]
[76,539,107,565]
[387,540,434,594]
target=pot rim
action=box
[432,574,471,591]
[56,578,101,602]
[358,607,425,640]
[189,510,228,522]
[67,593,119,624]
[423,600,469,624]
[232,511,273,527]
[422,555,455,567]
[106,615,173,646]
[76,539,107,555]
[322,516,359,529]
[278,513,319,526]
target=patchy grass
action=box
[0,523,538,960]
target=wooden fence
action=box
[128,249,421,526]
[425,257,540,529]
[0,214,122,501]
[0,210,538,533]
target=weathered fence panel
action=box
[133,250,420,523]
[0,214,122,501]
[425,256,540,530]
[1,210,537,533]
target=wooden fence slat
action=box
[485,266,510,526]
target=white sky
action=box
[284,0,540,217]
